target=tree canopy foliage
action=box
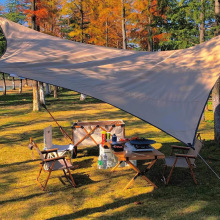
[0,0,218,51]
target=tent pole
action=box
[198,153,220,180]
[41,104,77,157]
[41,104,72,142]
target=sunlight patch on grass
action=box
[180,201,207,214]
[205,217,220,220]
[152,143,162,150]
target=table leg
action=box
[141,175,158,188]
[124,173,139,190]
[111,161,122,172]
[147,159,157,170]
[126,160,158,189]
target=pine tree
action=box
[159,0,214,50]
[0,30,6,57]
[3,0,25,24]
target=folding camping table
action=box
[108,145,165,190]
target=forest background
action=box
[0,0,218,54]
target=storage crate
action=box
[72,120,125,146]
[99,144,120,168]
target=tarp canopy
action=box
[0,17,219,146]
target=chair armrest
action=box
[175,154,196,158]
[44,156,66,162]
[171,145,190,150]
[41,148,59,154]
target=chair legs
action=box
[161,165,167,184]
[165,158,198,185]
[166,158,178,184]
[186,158,198,184]
[36,162,77,191]
[63,169,76,187]
[36,168,52,191]
[36,163,54,191]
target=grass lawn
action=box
[0,87,220,220]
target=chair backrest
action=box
[188,134,204,164]
[30,139,45,161]
[35,145,45,161]
[44,125,53,149]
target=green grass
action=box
[0,87,220,220]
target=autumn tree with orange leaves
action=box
[22,0,63,36]
[60,0,90,42]
[86,0,124,48]
[129,0,168,51]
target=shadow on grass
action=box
[0,120,36,131]
[74,158,94,169]
[0,108,32,117]
[79,145,99,157]
[0,193,45,205]
[46,193,156,220]
[46,181,220,220]
[0,92,32,107]
[0,129,44,144]
[0,159,37,168]
[73,172,95,186]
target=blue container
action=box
[112,134,117,144]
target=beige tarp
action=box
[0,17,219,145]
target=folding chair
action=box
[163,134,205,184]
[29,138,77,191]
[44,125,74,157]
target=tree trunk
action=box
[106,19,109,47]
[200,23,205,43]
[39,81,45,104]
[24,78,28,87]
[122,0,127,49]
[31,0,40,111]
[45,83,50,95]
[213,79,220,145]
[80,93,87,101]
[31,0,36,30]
[12,77,15,90]
[77,1,86,100]
[213,0,220,144]
[200,0,205,43]
[32,80,40,111]
[2,73,6,96]
[147,17,153,52]
[215,0,220,36]
[33,80,40,111]
[53,85,58,98]
[80,1,84,43]
[200,0,205,121]
[19,79,22,94]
